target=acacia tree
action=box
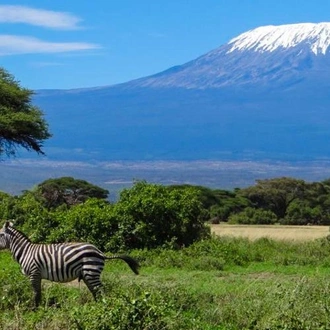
[0,67,51,157]
[35,177,109,208]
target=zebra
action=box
[0,221,139,307]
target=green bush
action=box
[0,192,16,220]
[71,291,172,330]
[228,207,277,224]
[11,193,56,242]
[283,200,324,225]
[0,181,210,251]
[48,199,118,251]
[108,181,210,250]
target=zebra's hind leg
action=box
[82,273,103,301]
[29,274,42,308]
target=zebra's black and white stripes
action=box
[0,221,139,307]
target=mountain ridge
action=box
[126,22,330,89]
[33,22,330,162]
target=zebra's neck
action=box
[7,228,32,264]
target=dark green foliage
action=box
[4,175,330,253]
[168,184,223,209]
[228,207,277,224]
[134,234,330,270]
[275,180,330,225]
[168,178,330,225]
[209,191,251,223]
[49,199,118,251]
[71,290,174,330]
[110,181,210,249]
[4,192,56,242]
[34,177,109,208]
[0,191,16,220]
[0,181,210,250]
[283,200,323,225]
[239,177,307,219]
[0,67,51,157]
[168,184,251,223]
[49,181,210,250]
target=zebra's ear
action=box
[4,221,13,229]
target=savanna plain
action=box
[1,225,330,329]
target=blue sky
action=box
[1,1,330,90]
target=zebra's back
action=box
[29,242,106,283]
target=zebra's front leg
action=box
[29,274,42,308]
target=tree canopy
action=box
[0,67,51,157]
[0,180,210,250]
[35,177,109,208]
[2,176,330,250]
[238,177,307,219]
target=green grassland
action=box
[2,236,330,329]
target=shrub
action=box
[12,193,57,242]
[283,200,324,225]
[48,199,118,251]
[108,181,210,250]
[228,207,277,225]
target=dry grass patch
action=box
[211,224,330,241]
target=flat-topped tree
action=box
[0,67,51,157]
[35,177,110,208]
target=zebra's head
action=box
[0,221,13,249]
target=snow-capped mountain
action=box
[34,23,330,162]
[123,22,330,89]
[228,23,330,54]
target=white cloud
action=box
[0,35,100,55]
[0,5,82,30]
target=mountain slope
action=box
[34,22,330,161]
[118,22,330,90]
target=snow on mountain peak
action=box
[227,22,330,55]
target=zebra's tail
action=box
[105,255,140,275]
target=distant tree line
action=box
[0,178,209,251]
[161,176,330,226]
[193,176,330,226]
[1,176,330,252]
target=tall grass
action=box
[1,235,330,329]
[133,234,330,270]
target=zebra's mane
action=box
[6,226,31,242]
